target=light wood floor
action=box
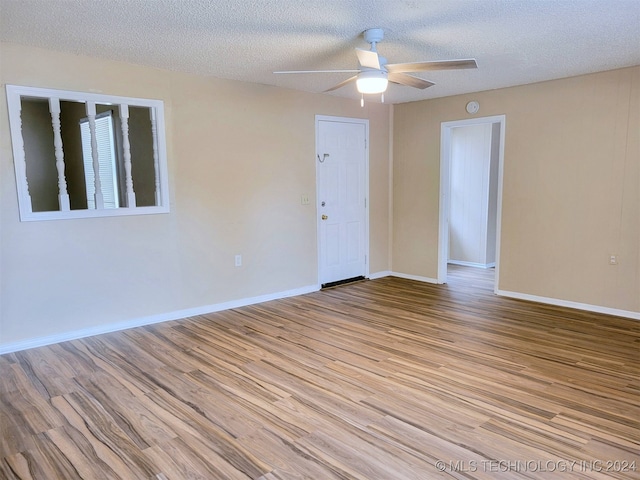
[2,268,639,479]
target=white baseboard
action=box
[390,271,440,284]
[368,270,392,280]
[448,260,496,269]
[0,284,320,355]
[371,272,638,320]
[497,289,640,321]
[5,281,635,355]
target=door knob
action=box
[321,215,328,220]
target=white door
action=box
[316,117,368,286]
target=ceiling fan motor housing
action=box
[363,28,385,47]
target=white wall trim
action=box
[390,272,439,284]
[448,260,496,269]
[369,273,638,320]
[5,278,636,355]
[0,284,320,355]
[369,270,392,280]
[388,105,394,272]
[497,289,640,321]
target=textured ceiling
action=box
[1,0,639,104]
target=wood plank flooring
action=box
[2,267,639,479]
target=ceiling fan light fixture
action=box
[356,70,388,94]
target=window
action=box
[80,113,119,209]
[6,85,170,221]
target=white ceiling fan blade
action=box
[388,72,435,89]
[323,75,358,92]
[356,48,380,70]
[274,69,360,74]
[386,59,477,73]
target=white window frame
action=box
[5,85,170,221]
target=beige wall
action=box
[2,41,636,349]
[393,66,639,313]
[0,43,391,347]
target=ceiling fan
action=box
[274,28,477,101]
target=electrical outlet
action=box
[609,254,618,265]
[235,254,242,267]
[301,194,310,205]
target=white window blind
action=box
[80,113,119,209]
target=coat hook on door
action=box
[317,153,329,163]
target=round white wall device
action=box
[466,101,479,114]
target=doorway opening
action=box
[447,264,495,293]
[438,115,506,293]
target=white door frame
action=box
[315,115,370,286]
[438,115,506,292]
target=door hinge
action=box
[365,255,367,264]
[364,198,367,208]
